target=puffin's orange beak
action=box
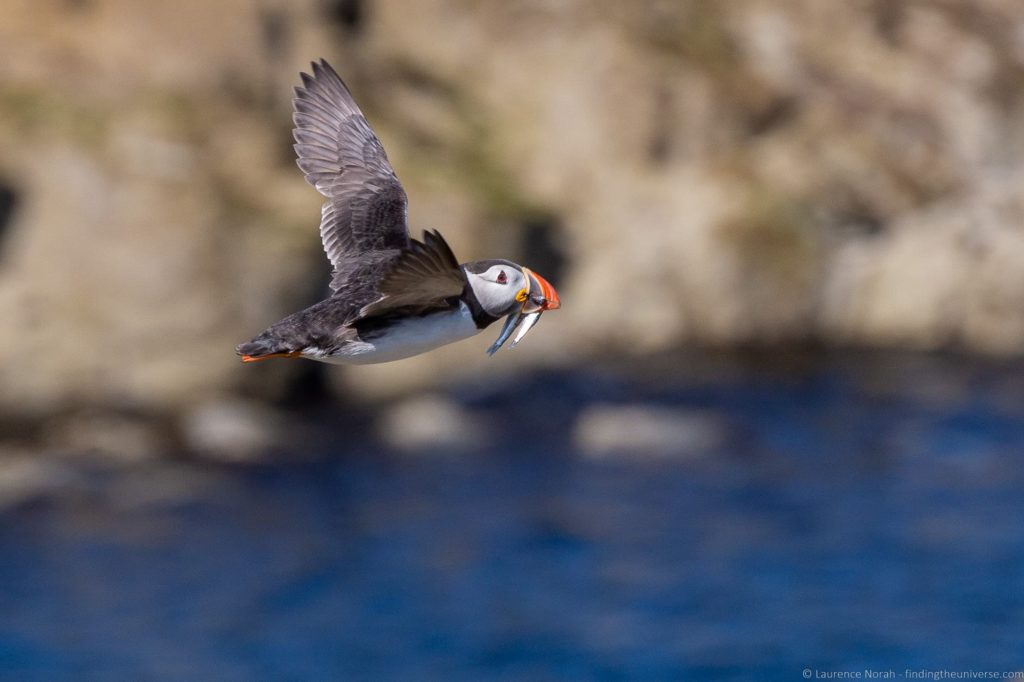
[522,268,561,312]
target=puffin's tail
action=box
[235,336,302,363]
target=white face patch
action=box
[466,265,528,317]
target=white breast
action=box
[307,302,482,365]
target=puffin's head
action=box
[463,259,561,354]
[464,260,560,318]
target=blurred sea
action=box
[2,351,1023,680]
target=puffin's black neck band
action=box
[461,285,500,329]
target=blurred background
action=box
[2,0,1024,678]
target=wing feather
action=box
[292,59,410,292]
[358,230,465,317]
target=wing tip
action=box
[422,229,459,268]
[301,58,352,102]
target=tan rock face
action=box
[0,0,338,412]
[1,0,1023,411]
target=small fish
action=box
[509,311,542,349]
[486,311,524,356]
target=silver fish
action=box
[508,311,542,349]
[485,311,524,356]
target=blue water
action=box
[2,352,1024,680]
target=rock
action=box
[0,1,342,414]
[573,404,727,460]
[375,394,487,454]
[0,453,70,511]
[821,173,1024,354]
[45,412,165,463]
[2,0,1024,419]
[370,0,1024,354]
[180,399,286,463]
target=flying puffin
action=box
[236,59,560,365]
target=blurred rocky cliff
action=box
[2,0,1024,418]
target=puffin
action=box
[236,59,560,365]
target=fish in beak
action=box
[486,268,560,355]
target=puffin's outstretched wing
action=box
[293,59,409,292]
[359,230,466,317]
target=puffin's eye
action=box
[496,270,507,284]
